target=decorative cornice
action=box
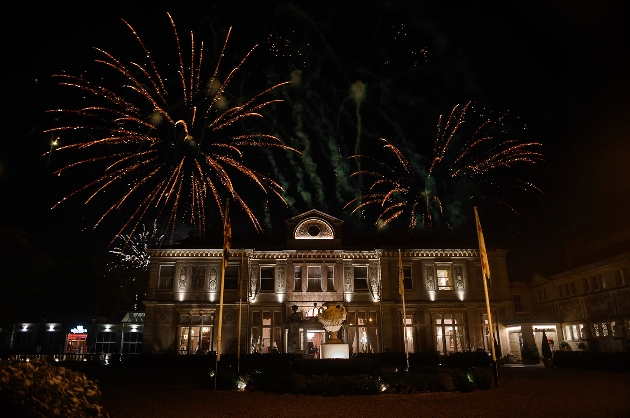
[149,248,485,259]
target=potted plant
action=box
[558,340,570,351]
[541,330,553,368]
[577,342,587,351]
[520,342,541,364]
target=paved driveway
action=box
[85,363,630,418]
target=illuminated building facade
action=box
[507,230,630,356]
[143,210,514,357]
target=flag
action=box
[223,199,231,270]
[473,207,491,286]
[398,249,404,296]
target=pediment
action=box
[529,272,551,287]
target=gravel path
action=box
[84,364,630,418]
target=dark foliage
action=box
[553,351,630,372]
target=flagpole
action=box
[215,199,231,390]
[237,249,243,374]
[399,249,409,370]
[473,207,499,387]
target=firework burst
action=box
[44,13,297,242]
[345,102,544,233]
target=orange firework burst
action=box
[345,102,544,233]
[44,13,297,242]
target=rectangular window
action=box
[564,325,572,341]
[353,266,369,291]
[95,331,116,353]
[122,332,143,354]
[224,265,239,290]
[564,283,570,297]
[432,312,466,354]
[158,265,174,290]
[294,266,302,291]
[570,281,577,295]
[615,269,626,287]
[514,294,527,313]
[307,266,322,291]
[327,266,335,291]
[583,277,590,292]
[543,288,547,300]
[558,285,563,298]
[437,266,453,290]
[260,266,275,292]
[347,310,378,354]
[403,266,412,290]
[251,310,282,353]
[591,275,602,292]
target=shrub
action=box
[541,331,552,358]
[521,342,541,362]
[0,359,109,417]
[434,372,455,392]
[558,340,569,349]
[470,367,493,390]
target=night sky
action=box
[2,1,628,281]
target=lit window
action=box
[432,312,466,354]
[251,310,282,353]
[158,265,174,290]
[437,266,453,290]
[260,266,275,292]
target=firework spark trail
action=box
[345,103,544,233]
[44,13,298,243]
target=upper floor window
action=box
[354,266,369,291]
[537,288,547,301]
[591,275,603,292]
[294,266,302,292]
[514,294,527,313]
[403,266,412,291]
[582,277,590,293]
[437,266,452,290]
[224,265,239,291]
[327,266,335,291]
[615,268,628,287]
[158,265,174,290]
[558,285,563,298]
[260,266,275,292]
[307,266,322,291]
[570,281,577,295]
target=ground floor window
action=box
[122,332,143,354]
[178,326,213,354]
[44,331,64,354]
[564,323,585,340]
[95,332,116,353]
[403,313,415,353]
[66,333,88,354]
[347,310,378,354]
[251,310,282,353]
[13,331,33,352]
[432,312,466,354]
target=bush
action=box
[553,351,630,372]
[521,342,541,362]
[0,359,109,417]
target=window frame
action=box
[353,266,369,292]
[158,264,175,291]
[513,294,527,313]
[436,265,453,291]
[259,266,275,292]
